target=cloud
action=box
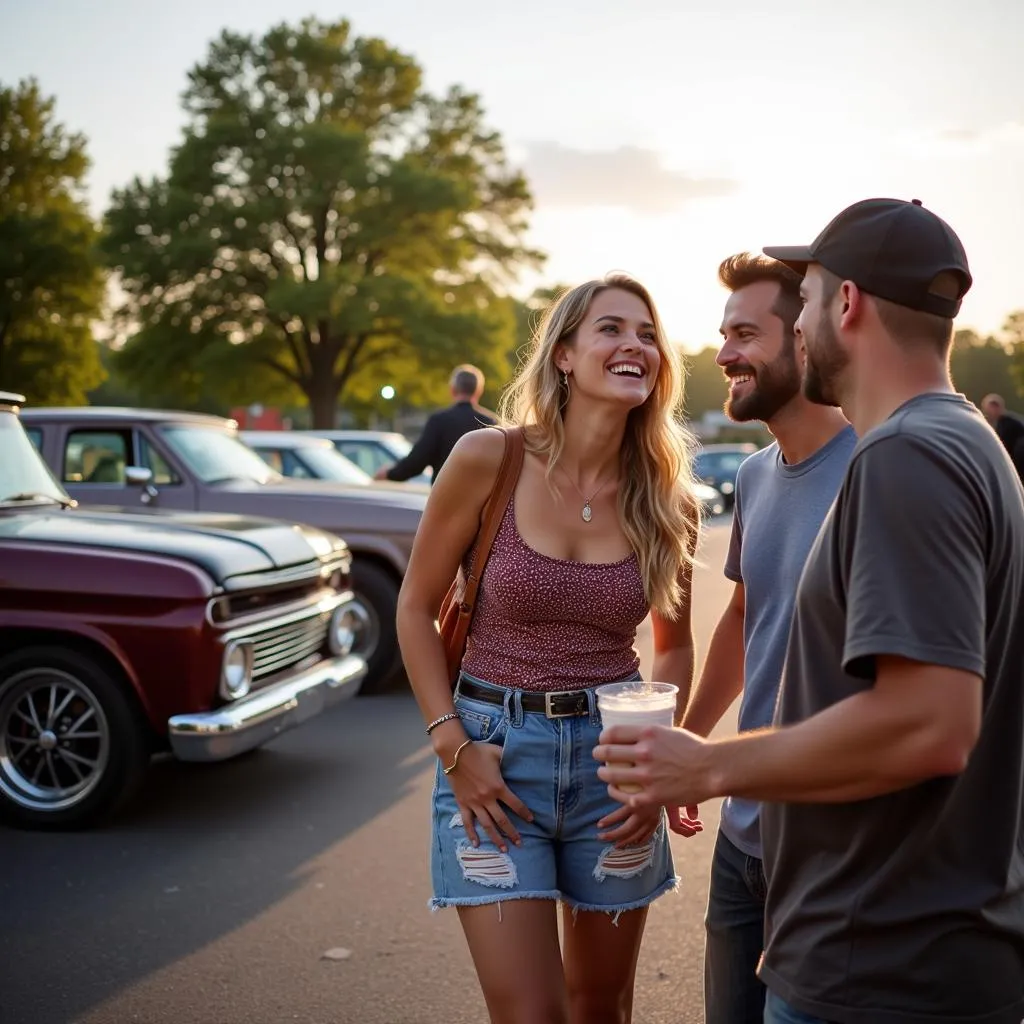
[937,127,980,143]
[521,142,736,215]
[906,122,1024,157]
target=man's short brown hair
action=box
[818,268,955,353]
[718,252,803,338]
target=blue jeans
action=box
[704,830,768,1024]
[430,672,677,913]
[764,990,833,1023]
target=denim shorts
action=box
[429,672,678,915]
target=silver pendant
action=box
[581,502,593,523]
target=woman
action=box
[396,273,703,1024]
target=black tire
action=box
[0,647,151,830]
[350,560,404,695]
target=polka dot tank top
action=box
[460,493,648,692]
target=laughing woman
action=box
[396,273,703,1024]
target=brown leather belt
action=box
[457,677,591,718]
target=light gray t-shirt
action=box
[760,393,1024,1023]
[721,425,856,859]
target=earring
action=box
[561,369,570,389]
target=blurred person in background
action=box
[375,364,497,483]
[981,393,1024,481]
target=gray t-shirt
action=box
[721,425,856,859]
[760,393,1024,1023]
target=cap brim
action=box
[762,245,814,276]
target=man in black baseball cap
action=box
[593,197,1024,1024]
[751,202,1024,1021]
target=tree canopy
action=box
[950,326,1024,412]
[103,18,541,426]
[0,78,104,404]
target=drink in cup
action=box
[595,681,678,793]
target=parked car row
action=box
[0,393,368,830]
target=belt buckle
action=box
[544,691,578,719]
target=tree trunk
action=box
[307,366,339,428]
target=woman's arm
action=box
[396,428,534,851]
[396,427,507,762]
[650,509,698,725]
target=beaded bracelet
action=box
[426,711,460,735]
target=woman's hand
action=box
[446,741,533,853]
[596,801,665,848]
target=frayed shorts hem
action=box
[429,888,561,912]
[562,873,681,915]
[428,874,680,915]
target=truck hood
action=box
[0,507,343,583]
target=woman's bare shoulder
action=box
[441,426,511,485]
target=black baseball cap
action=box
[763,198,972,318]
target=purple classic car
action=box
[22,406,428,693]
[0,393,367,830]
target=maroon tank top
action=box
[460,494,648,692]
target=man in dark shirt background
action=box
[981,393,1024,481]
[374,364,497,483]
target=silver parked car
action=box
[241,430,375,485]
[23,408,428,694]
[300,429,433,485]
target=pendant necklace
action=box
[558,465,615,523]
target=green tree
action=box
[682,345,727,422]
[950,328,1024,412]
[103,18,541,427]
[0,79,104,404]
[1004,312,1024,403]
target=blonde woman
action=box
[396,274,703,1024]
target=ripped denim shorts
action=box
[429,671,678,915]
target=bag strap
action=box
[461,426,525,608]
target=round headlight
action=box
[720,481,734,495]
[329,602,368,657]
[221,641,253,700]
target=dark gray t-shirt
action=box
[760,393,1024,1023]
[722,426,856,859]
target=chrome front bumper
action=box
[167,653,367,762]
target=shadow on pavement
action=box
[0,692,428,1024]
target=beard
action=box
[802,312,847,408]
[725,344,801,424]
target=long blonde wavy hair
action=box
[499,273,701,619]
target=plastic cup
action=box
[595,681,678,793]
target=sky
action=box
[2,0,1023,352]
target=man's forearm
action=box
[681,605,744,736]
[652,643,694,726]
[701,686,966,804]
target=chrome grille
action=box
[250,611,330,682]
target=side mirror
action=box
[125,465,158,504]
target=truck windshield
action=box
[0,412,70,506]
[160,425,281,484]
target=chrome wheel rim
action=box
[348,594,380,663]
[0,668,111,812]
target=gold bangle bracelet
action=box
[442,739,472,776]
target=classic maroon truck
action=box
[0,392,367,830]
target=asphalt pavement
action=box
[0,522,736,1024]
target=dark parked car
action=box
[693,443,758,510]
[0,393,366,830]
[23,407,428,693]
